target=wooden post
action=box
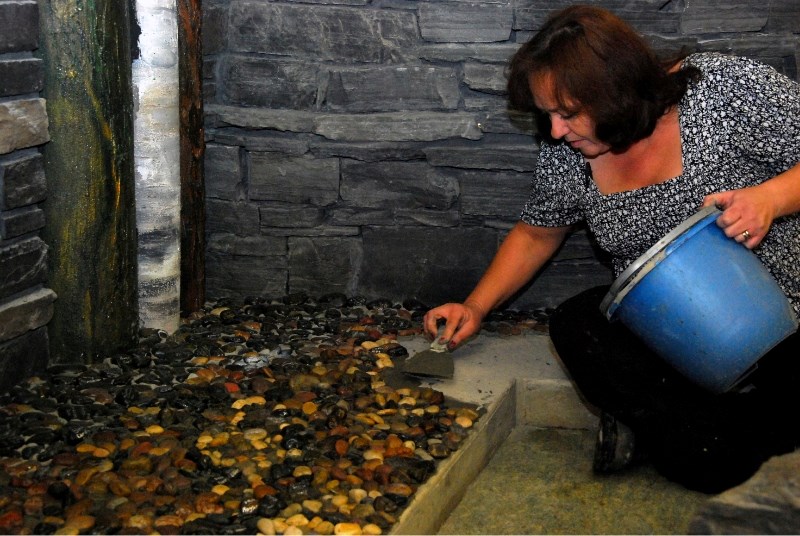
[178,0,205,315]
[39,0,139,362]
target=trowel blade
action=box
[402,345,454,379]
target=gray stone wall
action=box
[0,0,54,392]
[204,0,800,309]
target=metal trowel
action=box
[401,337,454,379]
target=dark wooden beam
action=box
[178,0,206,315]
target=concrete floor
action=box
[396,329,593,422]
[390,329,710,535]
[438,425,708,534]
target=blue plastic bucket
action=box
[600,206,798,393]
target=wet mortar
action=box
[0,293,547,535]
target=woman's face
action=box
[529,72,611,158]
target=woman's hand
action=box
[422,300,487,350]
[702,184,777,248]
[703,163,800,248]
[422,222,571,350]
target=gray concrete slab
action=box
[399,329,599,430]
[397,330,572,409]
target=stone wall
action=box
[202,0,800,310]
[0,0,54,392]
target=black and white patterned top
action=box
[521,52,800,314]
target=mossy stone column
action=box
[39,0,138,362]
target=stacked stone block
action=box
[203,0,800,307]
[203,0,799,309]
[0,0,54,393]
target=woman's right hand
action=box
[422,300,487,350]
[421,222,570,350]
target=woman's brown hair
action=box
[507,5,699,150]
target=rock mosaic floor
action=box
[0,293,546,535]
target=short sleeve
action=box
[693,54,800,170]
[520,141,587,227]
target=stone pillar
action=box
[133,0,181,332]
[39,0,139,363]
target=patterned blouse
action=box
[521,52,800,314]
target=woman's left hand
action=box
[702,185,776,249]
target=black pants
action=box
[549,285,800,493]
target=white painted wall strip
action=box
[133,0,180,333]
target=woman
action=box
[424,5,800,493]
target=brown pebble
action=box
[334,439,349,457]
[253,484,279,499]
[286,513,310,527]
[454,415,473,428]
[295,391,317,403]
[52,453,80,467]
[427,440,451,458]
[66,515,95,531]
[257,518,276,535]
[335,522,363,535]
[316,520,335,535]
[384,482,413,498]
[194,492,222,514]
[23,496,43,517]
[293,465,313,479]
[154,514,184,528]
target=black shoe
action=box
[593,412,637,473]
